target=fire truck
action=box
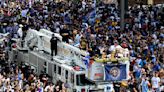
[10,28,130,92]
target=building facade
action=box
[129,0,164,5]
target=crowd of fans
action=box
[0,0,164,92]
[0,60,67,92]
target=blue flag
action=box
[104,64,127,81]
[83,55,90,69]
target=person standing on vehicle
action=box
[50,34,59,60]
[21,25,28,48]
[60,25,69,43]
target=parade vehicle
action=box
[10,28,130,92]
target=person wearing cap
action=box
[19,25,28,47]
[50,34,59,60]
[109,40,122,53]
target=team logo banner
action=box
[104,64,127,81]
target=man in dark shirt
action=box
[21,25,28,48]
[60,25,69,43]
[50,34,59,60]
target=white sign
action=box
[87,62,104,81]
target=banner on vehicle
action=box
[104,64,127,81]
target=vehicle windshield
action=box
[76,74,95,86]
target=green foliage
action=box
[72,0,81,3]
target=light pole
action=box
[120,0,125,31]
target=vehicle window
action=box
[54,65,56,73]
[65,70,68,79]
[76,74,95,86]
[58,66,61,75]
[44,62,47,73]
[44,62,47,66]
[76,74,85,86]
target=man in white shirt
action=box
[151,73,161,92]
[109,40,122,52]
[17,24,23,38]
[82,0,86,9]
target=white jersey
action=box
[151,77,160,88]
[109,45,122,52]
[17,28,23,38]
